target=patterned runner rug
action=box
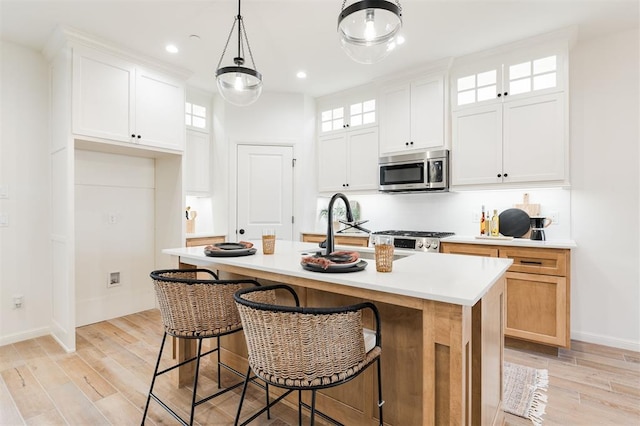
[503,362,549,425]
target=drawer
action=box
[441,243,499,257]
[500,247,567,276]
[186,236,226,247]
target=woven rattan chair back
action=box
[151,269,248,338]
[239,289,374,388]
[233,284,383,426]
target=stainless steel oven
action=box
[369,230,455,253]
[379,149,449,193]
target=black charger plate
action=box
[204,248,257,257]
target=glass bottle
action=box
[491,209,499,236]
[480,206,486,235]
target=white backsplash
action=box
[317,187,572,240]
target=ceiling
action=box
[1,0,638,98]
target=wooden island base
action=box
[174,261,505,426]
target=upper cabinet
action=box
[184,93,212,194]
[317,94,377,136]
[316,90,380,193]
[379,73,446,155]
[72,45,185,151]
[450,38,569,187]
[318,127,379,193]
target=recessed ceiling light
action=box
[165,44,179,54]
[296,71,307,79]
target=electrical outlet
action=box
[108,272,121,288]
[108,214,118,224]
[13,295,23,309]
[471,211,480,223]
[548,211,559,225]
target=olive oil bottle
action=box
[491,209,499,236]
[480,206,486,235]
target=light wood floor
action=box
[1,309,638,425]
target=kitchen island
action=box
[163,240,513,425]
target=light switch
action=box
[0,184,8,199]
[0,213,8,227]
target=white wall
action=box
[569,28,639,350]
[74,150,156,326]
[0,41,52,345]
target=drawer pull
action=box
[520,260,543,265]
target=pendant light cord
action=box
[216,0,259,71]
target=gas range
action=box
[370,230,455,252]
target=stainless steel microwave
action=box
[378,149,449,192]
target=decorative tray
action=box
[301,260,368,273]
[204,242,256,257]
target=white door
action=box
[236,145,294,241]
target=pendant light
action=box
[337,0,403,64]
[216,0,262,106]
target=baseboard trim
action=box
[0,326,51,347]
[571,330,640,352]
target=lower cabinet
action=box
[301,233,370,247]
[441,242,570,348]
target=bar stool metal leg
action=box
[142,332,168,425]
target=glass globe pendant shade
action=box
[338,0,402,64]
[216,65,263,107]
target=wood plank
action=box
[1,365,55,420]
[0,376,23,425]
[56,354,117,402]
[46,381,109,425]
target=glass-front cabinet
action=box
[450,37,569,187]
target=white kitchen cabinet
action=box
[451,41,568,187]
[317,93,377,136]
[184,130,210,193]
[379,73,445,155]
[72,45,185,151]
[452,92,566,186]
[318,127,379,192]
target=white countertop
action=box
[442,235,577,249]
[163,240,513,307]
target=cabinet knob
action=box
[131,134,136,138]
[405,142,409,146]
[342,183,346,187]
[503,173,508,177]
[410,141,414,145]
[346,124,349,127]
[239,229,245,235]
[137,135,141,139]
[497,93,502,98]
[497,173,502,178]
[503,92,508,96]
[346,183,349,187]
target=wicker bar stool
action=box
[142,269,264,426]
[233,284,384,426]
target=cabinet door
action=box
[72,47,134,142]
[411,75,445,150]
[379,83,411,155]
[505,272,568,347]
[184,130,210,193]
[318,134,348,192]
[451,104,503,186]
[135,68,185,151]
[502,93,565,183]
[347,127,379,191]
